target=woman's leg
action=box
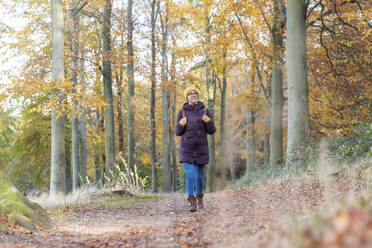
[195,165,205,196]
[183,162,196,196]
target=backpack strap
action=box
[182,109,186,118]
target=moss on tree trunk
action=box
[0,170,51,230]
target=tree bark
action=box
[228,84,236,182]
[264,132,270,166]
[245,110,256,176]
[79,29,87,186]
[220,59,227,181]
[205,17,216,192]
[71,106,79,189]
[79,115,87,185]
[150,0,158,193]
[117,18,125,160]
[71,5,80,190]
[127,0,135,173]
[270,0,285,167]
[95,111,104,183]
[286,0,309,166]
[116,74,124,162]
[161,3,171,192]
[65,137,72,193]
[50,0,66,196]
[170,37,177,192]
[102,0,116,181]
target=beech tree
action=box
[149,0,158,193]
[269,0,285,167]
[127,0,135,173]
[50,0,66,196]
[285,0,309,166]
[102,0,116,181]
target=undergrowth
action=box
[233,125,372,189]
[45,192,160,218]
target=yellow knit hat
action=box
[184,87,200,101]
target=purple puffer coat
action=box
[175,101,216,165]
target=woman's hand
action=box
[202,114,211,123]
[179,116,187,126]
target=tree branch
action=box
[254,0,272,34]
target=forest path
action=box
[0,179,323,247]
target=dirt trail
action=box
[0,179,324,248]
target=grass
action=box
[31,189,161,219]
[86,193,160,209]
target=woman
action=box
[175,86,216,212]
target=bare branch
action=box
[254,0,272,34]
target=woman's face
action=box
[187,91,199,104]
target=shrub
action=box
[104,155,148,194]
[328,124,372,162]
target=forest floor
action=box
[0,173,370,248]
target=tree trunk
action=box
[65,136,72,193]
[161,4,171,192]
[206,74,216,192]
[170,38,177,192]
[127,0,135,173]
[95,111,104,183]
[204,16,216,192]
[71,6,80,190]
[264,132,270,166]
[71,117,79,190]
[150,0,158,193]
[245,110,256,176]
[50,0,66,196]
[270,0,285,167]
[228,84,235,182]
[117,20,125,159]
[220,60,227,181]
[116,74,124,160]
[286,0,309,166]
[79,30,87,186]
[103,0,116,181]
[79,115,87,185]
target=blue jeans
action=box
[183,162,205,197]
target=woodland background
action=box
[0,0,371,196]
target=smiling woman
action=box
[175,86,216,212]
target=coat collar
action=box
[182,101,205,111]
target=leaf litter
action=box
[0,175,371,248]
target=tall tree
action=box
[227,84,236,181]
[269,0,285,167]
[113,7,126,162]
[70,0,80,191]
[204,10,216,192]
[160,1,171,192]
[102,0,116,180]
[170,35,177,192]
[127,0,135,173]
[50,0,66,196]
[245,108,256,176]
[219,54,227,167]
[286,0,309,166]
[150,0,158,193]
[79,27,87,186]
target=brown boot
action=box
[196,193,204,209]
[188,195,197,212]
